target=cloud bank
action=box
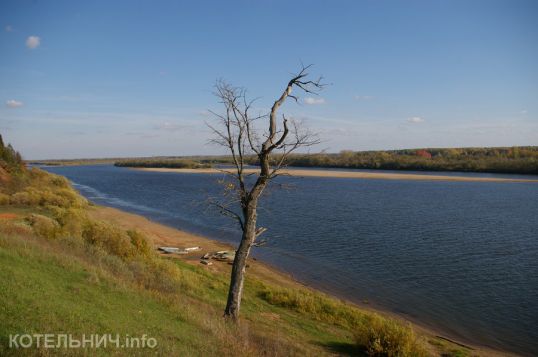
[6,99,23,108]
[304,97,325,105]
[354,95,374,101]
[407,116,424,124]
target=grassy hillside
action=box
[1,137,483,356]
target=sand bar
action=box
[136,167,538,183]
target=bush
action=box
[51,207,88,238]
[53,187,87,208]
[8,186,87,209]
[27,214,61,240]
[354,315,427,357]
[0,193,10,205]
[127,229,153,258]
[10,191,37,205]
[82,221,137,259]
[49,175,70,187]
[37,188,70,207]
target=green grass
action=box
[0,233,216,356]
[2,223,470,356]
[0,228,358,356]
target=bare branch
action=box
[208,198,244,230]
[208,65,325,320]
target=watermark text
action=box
[9,334,157,349]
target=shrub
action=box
[49,175,70,188]
[82,221,136,259]
[127,229,153,258]
[4,166,87,209]
[53,207,88,238]
[37,188,70,207]
[354,315,428,357]
[10,191,36,205]
[0,192,9,205]
[53,188,87,208]
[27,214,61,240]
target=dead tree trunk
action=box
[208,65,324,321]
[224,199,259,319]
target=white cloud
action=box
[407,116,424,124]
[304,97,325,105]
[154,121,189,132]
[520,110,528,115]
[197,110,211,117]
[5,25,13,32]
[26,36,40,49]
[354,95,374,101]
[6,99,23,108]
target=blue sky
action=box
[0,0,537,159]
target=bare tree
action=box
[208,65,324,321]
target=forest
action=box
[114,158,211,169]
[279,147,538,174]
[113,147,538,175]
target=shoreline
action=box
[88,205,520,357]
[135,167,538,183]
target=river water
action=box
[43,165,538,356]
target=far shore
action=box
[136,167,538,183]
[88,205,519,357]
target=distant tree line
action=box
[114,158,212,169]
[113,147,538,175]
[276,147,538,175]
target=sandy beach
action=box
[88,205,519,357]
[136,167,538,183]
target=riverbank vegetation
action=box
[1,137,481,356]
[114,158,212,169]
[130,146,537,175]
[278,147,538,174]
[28,158,119,166]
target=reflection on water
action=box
[44,165,538,356]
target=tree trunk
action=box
[215,68,322,321]
[224,202,258,320]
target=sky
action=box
[0,0,537,160]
